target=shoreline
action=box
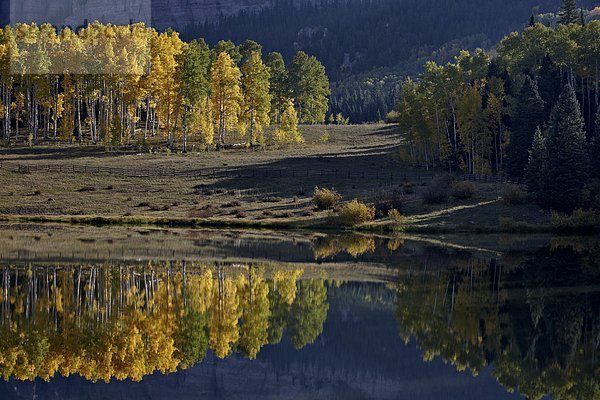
[0,213,559,234]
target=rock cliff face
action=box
[151,0,273,30]
[8,0,274,29]
[10,0,151,26]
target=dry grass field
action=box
[0,123,551,232]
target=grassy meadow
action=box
[0,124,551,233]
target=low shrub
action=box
[451,181,477,200]
[337,199,375,226]
[235,210,247,219]
[263,196,282,203]
[551,209,600,234]
[388,208,406,230]
[313,187,342,210]
[189,205,218,218]
[372,189,404,217]
[501,184,525,205]
[135,138,150,153]
[498,217,539,232]
[276,212,294,218]
[301,209,314,217]
[421,174,455,204]
[149,204,170,211]
[221,201,242,208]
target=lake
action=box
[0,224,598,399]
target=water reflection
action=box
[396,240,600,400]
[0,228,599,400]
[0,264,326,382]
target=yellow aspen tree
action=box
[190,95,214,148]
[241,52,271,146]
[457,86,485,174]
[211,52,243,148]
[274,98,304,144]
[149,31,184,146]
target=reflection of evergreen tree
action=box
[175,310,209,369]
[288,280,329,350]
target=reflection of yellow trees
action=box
[0,263,325,382]
[267,269,303,345]
[312,234,376,259]
[209,269,242,359]
[238,266,271,359]
[274,269,303,306]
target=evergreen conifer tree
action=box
[543,85,588,211]
[289,51,330,124]
[506,76,545,177]
[558,0,578,25]
[537,55,562,119]
[264,52,291,124]
[526,127,547,203]
[177,39,211,152]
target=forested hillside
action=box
[393,13,600,212]
[185,0,597,122]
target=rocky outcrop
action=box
[8,0,274,29]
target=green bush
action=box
[451,181,477,200]
[337,199,375,226]
[313,187,342,210]
[501,184,525,205]
[422,176,454,204]
[372,189,404,217]
[551,209,600,234]
[580,179,600,210]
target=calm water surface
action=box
[0,225,598,399]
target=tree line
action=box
[393,17,600,211]
[0,23,330,150]
[186,0,597,122]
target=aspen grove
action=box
[0,23,330,149]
